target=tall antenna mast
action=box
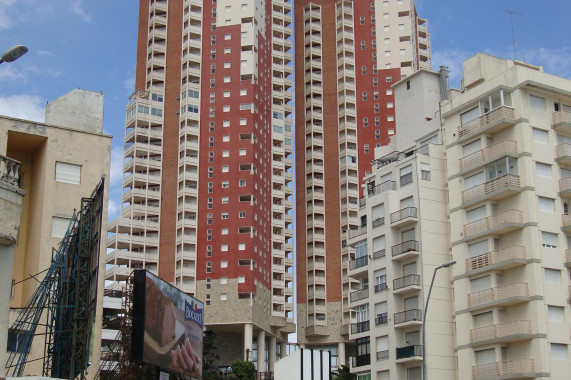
[503,9,522,60]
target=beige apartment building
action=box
[346,69,455,380]
[347,54,571,379]
[446,53,571,379]
[0,89,111,377]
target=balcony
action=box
[559,178,571,198]
[465,245,527,274]
[395,345,423,362]
[459,140,518,173]
[555,143,571,165]
[470,320,533,345]
[472,358,535,380]
[1,155,22,188]
[372,217,385,228]
[391,240,420,261]
[375,313,388,327]
[467,282,529,310]
[393,274,421,295]
[368,180,396,197]
[390,207,418,228]
[351,354,370,368]
[552,110,571,134]
[348,225,367,239]
[457,106,516,142]
[349,255,368,271]
[462,210,524,240]
[376,350,389,361]
[461,174,521,207]
[349,288,369,303]
[562,213,571,233]
[350,320,370,334]
[394,309,422,328]
[373,248,386,260]
[375,283,388,293]
[565,250,571,268]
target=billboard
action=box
[132,270,203,378]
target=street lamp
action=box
[0,45,28,64]
[422,260,455,380]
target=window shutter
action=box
[51,216,72,238]
[372,204,384,220]
[376,336,388,351]
[55,162,81,184]
[467,206,486,223]
[541,231,558,248]
[470,276,491,292]
[536,162,552,178]
[465,171,485,189]
[532,128,548,144]
[475,348,495,365]
[538,197,555,213]
[544,268,561,284]
[461,107,479,124]
[468,240,489,257]
[548,306,564,322]
[462,139,482,156]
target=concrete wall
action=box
[45,89,104,134]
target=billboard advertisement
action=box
[132,270,203,378]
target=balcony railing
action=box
[373,249,386,260]
[556,143,571,160]
[465,245,526,272]
[350,320,370,334]
[562,213,571,230]
[349,288,369,303]
[368,180,396,196]
[459,139,518,172]
[457,106,515,139]
[375,283,388,293]
[566,249,571,266]
[349,255,368,270]
[348,225,367,239]
[394,309,422,325]
[472,358,535,380]
[461,174,520,204]
[351,354,370,367]
[395,345,423,360]
[390,206,417,224]
[467,282,529,308]
[372,217,385,228]
[553,110,571,127]
[559,177,571,196]
[393,274,421,290]
[375,313,388,325]
[376,350,389,360]
[391,240,420,257]
[469,320,532,343]
[463,209,523,237]
[0,155,21,188]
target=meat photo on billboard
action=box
[143,273,203,378]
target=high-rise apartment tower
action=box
[294,0,431,361]
[105,0,295,371]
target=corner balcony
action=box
[469,320,533,346]
[465,245,527,274]
[348,255,368,278]
[459,140,518,173]
[395,345,423,363]
[552,110,571,134]
[368,180,396,197]
[391,240,420,261]
[457,106,516,142]
[350,320,370,334]
[463,210,524,240]
[472,358,535,380]
[394,309,422,328]
[393,274,421,295]
[461,174,521,207]
[562,214,571,233]
[390,206,418,228]
[559,178,571,198]
[555,143,571,165]
[349,287,369,303]
[467,282,529,310]
[351,354,370,368]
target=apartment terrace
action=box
[350,320,370,334]
[462,210,524,240]
[459,140,517,173]
[394,309,422,328]
[461,174,521,207]
[465,245,527,274]
[552,110,571,134]
[559,178,571,198]
[555,143,571,165]
[467,282,529,310]
[472,358,535,380]
[349,287,369,303]
[565,249,571,268]
[391,240,420,261]
[393,274,421,295]
[469,320,533,345]
[457,106,515,142]
[390,206,418,228]
[395,345,422,363]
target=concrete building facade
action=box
[294,0,431,362]
[0,88,112,378]
[104,0,294,371]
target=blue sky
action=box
[0,0,570,221]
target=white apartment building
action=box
[347,69,455,380]
[445,53,571,379]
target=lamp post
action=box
[422,260,455,380]
[0,45,28,64]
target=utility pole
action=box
[503,9,522,60]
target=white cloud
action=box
[0,0,17,30]
[107,198,120,220]
[123,75,136,96]
[0,94,45,122]
[71,0,90,22]
[431,48,473,88]
[514,47,571,79]
[109,145,124,186]
[37,50,53,57]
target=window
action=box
[220,277,228,285]
[548,305,564,322]
[224,76,230,83]
[240,89,247,96]
[385,50,390,57]
[51,216,72,238]
[538,197,555,213]
[400,165,412,186]
[384,38,390,44]
[224,47,231,54]
[238,275,245,283]
[221,213,229,219]
[536,162,551,178]
[551,344,568,360]
[7,329,27,353]
[55,162,81,184]
[239,149,247,156]
[541,231,558,248]
[239,211,246,218]
[221,244,228,252]
[221,228,228,235]
[387,115,394,121]
[375,268,387,292]
[222,181,229,188]
[222,165,229,173]
[387,102,393,108]
[386,88,392,95]
[421,163,430,180]
[532,128,548,143]
[239,243,246,250]
[544,268,561,284]
[223,135,230,142]
[221,260,228,268]
[530,95,546,112]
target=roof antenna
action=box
[503,9,522,60]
